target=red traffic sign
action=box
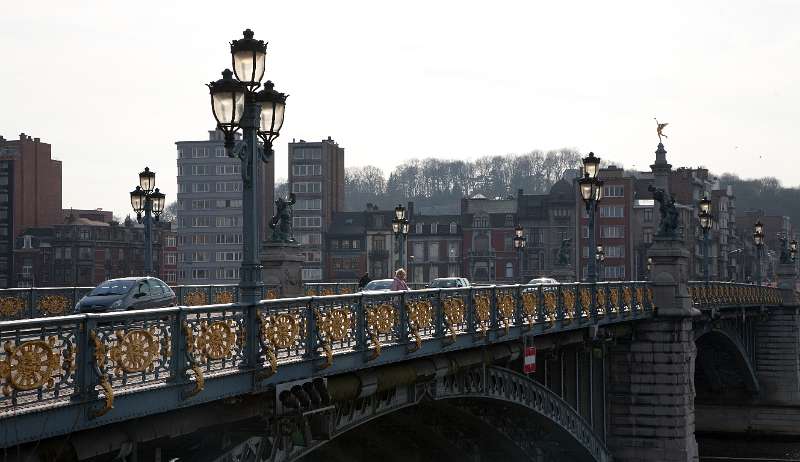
[523,346,537,374]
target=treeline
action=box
[345,149,583,212]
[719,174,800,227]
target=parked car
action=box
[75,277,176,313]
[428,277,471,289]
[362,279,394,294]
[526,277,559,285]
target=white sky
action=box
[1,0,799,218]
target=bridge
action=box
[0,241,798,461]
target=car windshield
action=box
[365,280,392,290]
[89,280,135,296]
[430,279,459,288]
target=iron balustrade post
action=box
[144,197,153,276]
[72,315,92,402]
[356,295,366,351]
[587,202,598,283]
[305,298,317,360]
[518,249,524,284]
[434,289,444,338]
[756,245,762,286]
[490,286,498,332]
[170,308,186,384]
[28,288,34,318]
[399,291,408,344]
[703,230,710,285]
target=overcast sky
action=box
[1,0,798,217]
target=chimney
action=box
[407,201,415,219]
[19,133,26,140]
[0,135,5,142]
[33,137,40,143]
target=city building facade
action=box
[175,130,274,285]
[0,133,63,288]
[407,212,462,284]
[461,195,518,283]
[13,215,175,288]
[287,137,345,281]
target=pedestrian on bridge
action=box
[391,268,409,291]
[358,272,371,289]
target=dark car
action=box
[75,277,176,313]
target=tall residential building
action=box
[175,130,274,284]
[0,133,63,288]
[461,194,518,283]
[288,137,345,281]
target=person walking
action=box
[358,272,371,289]
[391,268,409,291]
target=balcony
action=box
[467,250,496,258]
[369,249,389,259]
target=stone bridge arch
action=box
[267,366,611,462]
[694,325,760,400]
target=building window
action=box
[552,208,569,218]
[450,222,457,234]
[372,236,385,250]
[191,147,209,158]
[429,242,439,260]
[416,223,423,234]
[603,265,625,279]
[215,147,225,157]
[216,233,243,244]
[352,240,360,249]
[216,251,242,261]
[216,182,242,193]
[165,253,176,265]
[216,268,240,280]
[191,234,209,245]
[79,229,90,240]
[606,245,624,258]
[216,216,242,227]
[165,236,177,247]
[473,215,488,228]
[192,216,212,227]
[192,183,210,193]
[603,185,624,197]
[601,225,624,238]
[191,165,208,176]
[291,182,322,193]
[643,230,653,244]
[177,148,185,159]
[292,164,322,176]
[302,268,322,280]
[505,262,514,278]
[505,215,514,227]
[293,216,321,228]
[643,208,653,223]
[192,252,209,262]
[215,199,242,208]
[430,223,438,234]
[599,206,624,218]
[448,241,459,258]
[295,199,322,210]
[296,232,322,245]
[191,269,209,279]
[582,226,589,239]
[215,164,240,175]
[192,199,214,210]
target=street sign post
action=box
[524,346,537,374]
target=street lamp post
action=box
[791,239,798,263]
[579,152,603,283]
[595,244,605,281]
[513,224,527,283]
[754,220,764,285]
[646,257,653,279]
[207,29,287,308]
[392,204,409,270]
[698,194,713,284]
[129,167,166,276]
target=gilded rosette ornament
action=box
[181,322,204,397]
[260,313,301,374]
[305,288,316,296]
[473,295,491,337]
[366,304,396,358]
[406,300,433,351]
[38,295,70,316]
[339,287,352,295]
[213,291,235,305]
[314,308,352,368]
[521,292,537,325]
[265,289,279,300]
[647,287,655,308]
[595,288,607,317]
[197,320,238,361]
[320,288,334,296]
[442,298,465,341]
[562,288,575,323]
[544,292,557,325]
[0,337,61,396]
[108,328,162,376]
[497,294,515,335]
[0,297,25,317]
[184,291,208,307]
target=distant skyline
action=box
[1,0,798,218]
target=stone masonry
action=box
[607,318,699,462]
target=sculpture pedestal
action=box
[647,237,699,317]
[261,242,305,299]
[550,266,576,283]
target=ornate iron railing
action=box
[0,281,654,448]
[687,282,782,309]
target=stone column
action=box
[261,242,305,299]
[606,236,700,461]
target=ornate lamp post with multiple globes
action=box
[513,224,527,283]
[392,204,410,271]
[754,220,765,285]
[129,167,166,276]
[578,152,603,283]
[207,29,287,307]
[698,194,713,284]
